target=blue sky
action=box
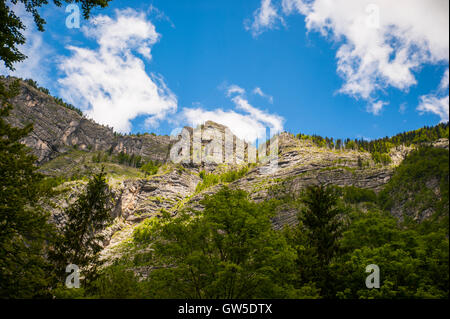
[1,0,449,143]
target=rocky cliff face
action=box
[173,132,394,229]
[3,77,172,164]
[4,76,447,260]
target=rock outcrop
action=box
[4,76,447,260]
[3,77,173,163]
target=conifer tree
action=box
[297,185,345,298]
[52,168,113,287]
[0,80,55,298]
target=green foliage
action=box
[342,186,377,203]
[196,166,249,192]
[296,123,448,165]
[0,80,56,298]
[132,217,162,244]
[24,78,49,94]
[291,185,346,298]
[333,209,449,298]
[1,74,448,298]
[196,171,221,192]
[87,263,143,298]
[299,185,344,265]
[92,151,108,163]
[38,176,67,192]
[51,284,86,299]
[372,151,392,164]
[116,151,142,168]
[51,168,113,287]
[133,187,302,298]
[283,181,448,299]
[91,149,155,171]
[296,133,334,148]
[220,165,249,182]
[140,160,160,176]
[0,0,26,70]
[378,147,449,220]
[53,96,83,116]
[345,140,357,150]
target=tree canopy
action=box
[131,187,302,298]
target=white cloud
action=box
[180,85,284,144]
[248,0,449,116]
[245,0,284,37]
[57,8,177,133]
[226,84,246,97]
[182,107,268,143]
[252,87,274,103]
[417,95,449,123]
[439,68,449,91]
[0,3,53,87]
[367,100,388,115]
[230,95,283,133]
[417,69,449,122]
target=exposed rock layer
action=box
[4,77,448,258]
[3,77,172,163]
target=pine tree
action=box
[0,80,55,298]
[297,185,345,298]
[52,168,113,287]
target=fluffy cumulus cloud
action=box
[247,0,449,119]
[417,95,449,123]
[245,0,284,37]
[58,9,177,133]
[180,85,284,144]
[368,100,388,116]
[417,68,449,122]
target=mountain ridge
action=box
[2,76,448,261]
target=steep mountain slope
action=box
[2,77,172,164]
[3,76,448,262]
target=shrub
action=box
[196,166,249,193]
[140,160,160,176]
[342,186,377,203]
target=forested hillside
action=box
[1,77,448,298]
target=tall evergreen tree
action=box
[0,80,55,298]
[52,168,113,287]
[297,185,345,298]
